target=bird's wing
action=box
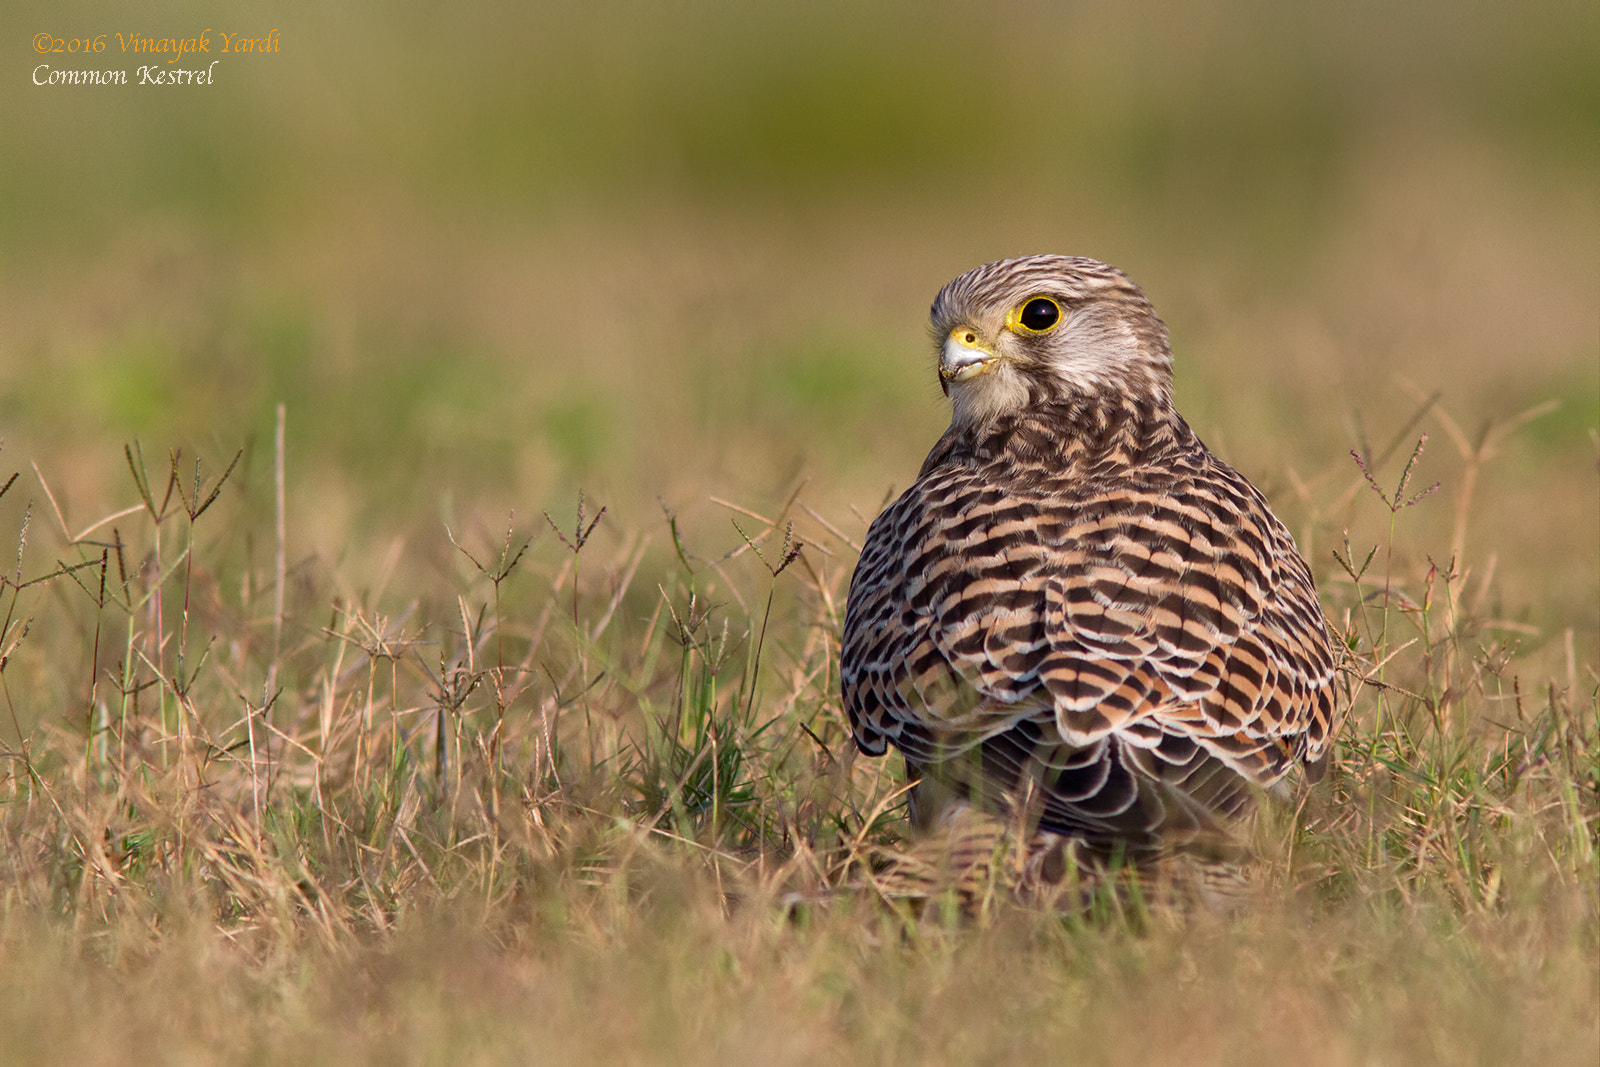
[841,453,1339,800]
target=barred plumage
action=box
[842,255,1340,873]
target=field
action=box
[2,2,1597,1063]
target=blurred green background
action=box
[2,0,1596,642]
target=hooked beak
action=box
[938,327,998,388]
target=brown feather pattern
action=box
[841,256,1340,859]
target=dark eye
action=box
[1017,297,1060,332]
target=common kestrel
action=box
[841,255,1340,886]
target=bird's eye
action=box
[1015,297,1061,333]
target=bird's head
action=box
[930,255,1175,428]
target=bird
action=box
[840,255,1341,901]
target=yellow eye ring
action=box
[1008,296,1062,334]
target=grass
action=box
[0,388,1593,1063]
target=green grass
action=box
[0,402,1593,1063]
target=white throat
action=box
[948,365,1031,429]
